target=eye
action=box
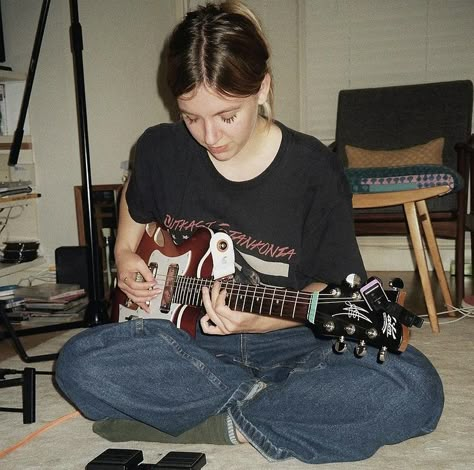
[182,114,197,124]
[222,114,236,124]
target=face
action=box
[177,77,270,162]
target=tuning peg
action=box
[377,346,388,363]
[323,320,336,333]
[354,340,367,358]
[345,273,362,289]
[389,278,404,290]
[344,324,356,336]
[334,337,347,354]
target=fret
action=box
[191,277,199,306]
[233,282,241,311]
[242,284,250,311]
[180,277,187,304]
[178,277,185,304]
[292,291,299,318]
[173,277,180,303]
[249,284,256,313]
[187,277,193,305]
[227,282,235,308]
[259,285,266,314]
[280,290,287,316]
[181,276,188,304]
[269,287,275,315]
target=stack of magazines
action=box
[0,284,27,322]
[14,283,88,321]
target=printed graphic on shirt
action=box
[163,214,295,283]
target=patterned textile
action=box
[345,164,463,194]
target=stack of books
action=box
[14,283,88,321]
[0,181,33,198]
[0,284,27,322]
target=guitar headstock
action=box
[312,275,422,363]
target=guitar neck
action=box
[173,276,314,322]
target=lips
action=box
[208,145,228,154]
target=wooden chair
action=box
[333,80,473,331]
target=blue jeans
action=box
[55,319,443,464]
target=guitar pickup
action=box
[160,263,179,313]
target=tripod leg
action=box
[22,367,36,424]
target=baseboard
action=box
[357,236,470,272]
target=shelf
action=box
[0,256,45,277]
[0,135,32,151]
[0,70,26,81]
[0,193,40,204]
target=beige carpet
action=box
[1,318,473,470]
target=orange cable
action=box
[0,410,81,459]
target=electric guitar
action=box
[112,222,422,362]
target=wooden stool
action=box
[353,185,455,333]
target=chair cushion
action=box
[346,137,444,168]
[345,164,463,194]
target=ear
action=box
[257,73,271,105]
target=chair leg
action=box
[415,200,455,316]
[404,202,440,333]
[455,218,466,307]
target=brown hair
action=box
[167,1,274,121]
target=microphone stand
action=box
[9,0,109,326]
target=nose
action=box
[203,120,220,146]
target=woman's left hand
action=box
[200,281,300,335]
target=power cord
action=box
[417,305,474,325]
[16,267,56,286]
[0,411,80,459]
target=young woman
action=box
[56,1,443,464]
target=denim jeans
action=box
[55,319,444,464]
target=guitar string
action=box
[132,273,366,304]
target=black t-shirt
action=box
[126,120,366,290]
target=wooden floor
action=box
[0,270,471,363]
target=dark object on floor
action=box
[0,367,35,424]
[85,449,207,470]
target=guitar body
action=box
[111,222,214,336]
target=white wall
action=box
[3,0,474,270]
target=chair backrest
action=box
[335,80,473,213]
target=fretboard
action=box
[172,276,316,322]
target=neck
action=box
[212,119,281,181]
[174,275,314,322]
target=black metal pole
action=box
[8,0,50,166]
[68,0,108,326]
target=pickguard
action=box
[118,250,192,323]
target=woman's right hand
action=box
[116,250,161,312]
